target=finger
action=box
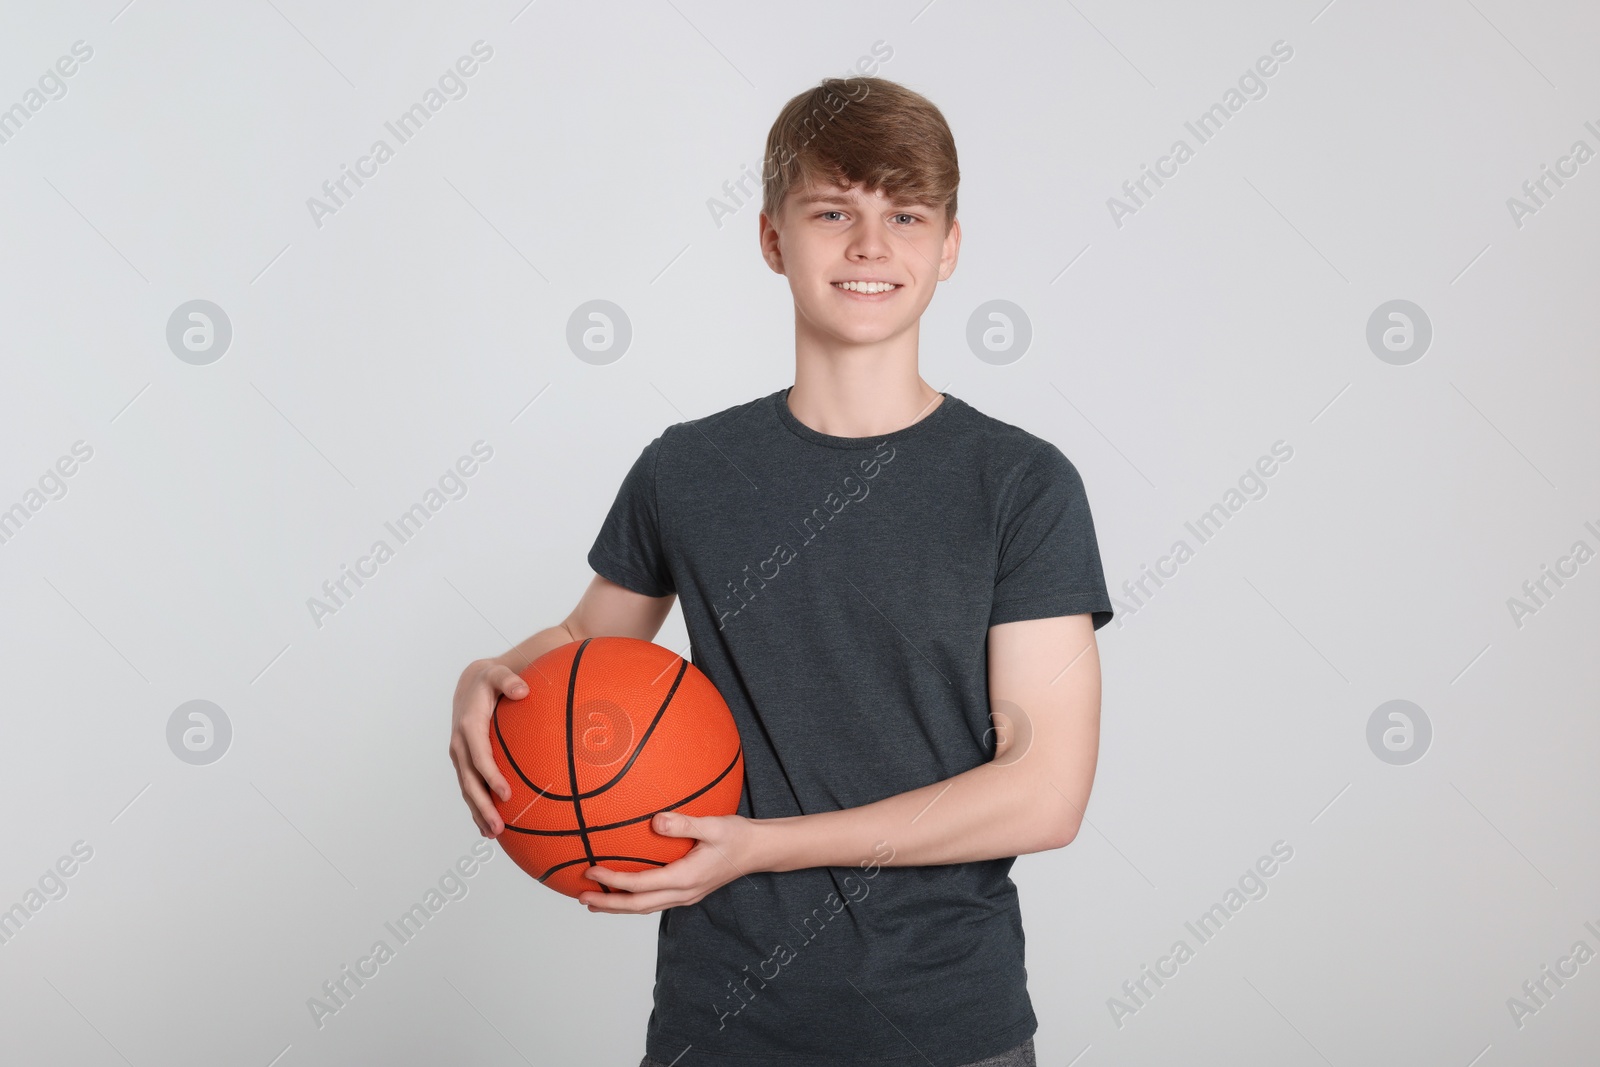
[587,865,683,893]
[477,666,528,790]
[457,786,489,835]
[485,662,530,700]
[652,812,701,839]
[579,888,686,914]
[464,708,513,804]
[459,780,497,836]
[449,743,491,832]
[455,749,504,834]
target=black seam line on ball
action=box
[496,655,691,803]
[565,639,607,892]
[501,748,743,837]
[537,854,668,883]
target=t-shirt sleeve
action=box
[586,434,676,598]
[989,441,1114,630]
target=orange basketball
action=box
[489,636,745,898]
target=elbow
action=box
[1038,794,1083,851]
[1043,816,1081,852]
[1027,813,1080,854]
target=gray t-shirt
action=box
[587,386,1113,1067]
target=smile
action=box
[832,281,900,296]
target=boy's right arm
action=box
[449,573,678,836]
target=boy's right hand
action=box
[450,658,529,837]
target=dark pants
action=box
[639,1036,1036,1067]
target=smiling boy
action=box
[449,76,1113,1067]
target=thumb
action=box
[653,811,694,837]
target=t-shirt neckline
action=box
[771,386,958,450]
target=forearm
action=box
[754,758,1078,872]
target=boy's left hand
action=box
[578,812,761,914]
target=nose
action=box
[845,217,892,262]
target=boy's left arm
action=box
[580,613,1101,914]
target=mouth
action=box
[831,280,901,299]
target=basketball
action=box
[489,636,745,898]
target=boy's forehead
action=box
[789,182,934,210]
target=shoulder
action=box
[656,389,781,455]
[944,395,1083,490]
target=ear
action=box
[758,212,786,276]
[938,215,961,280]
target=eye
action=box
[892,213,919,225]
[820,210,846,221]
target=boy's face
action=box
[759,179,960,348]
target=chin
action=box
[829,323,906,346]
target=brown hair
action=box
[760,77,959,231]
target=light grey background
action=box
[2,1,1596,1064]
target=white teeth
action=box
[834,281,898,294]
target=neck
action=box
[788,322,942,438]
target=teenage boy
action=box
[449,75,1113,1067]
